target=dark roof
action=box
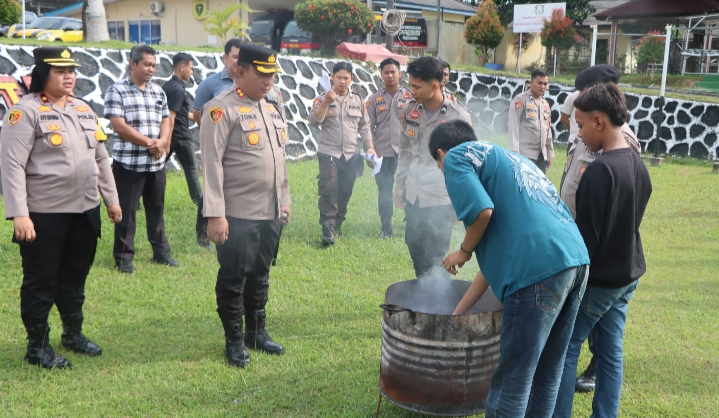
[593,0,719,19]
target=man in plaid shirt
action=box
[105,45,177,273]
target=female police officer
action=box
[1,47,121,369]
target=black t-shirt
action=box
[575,148,652,288]
[161,75,192,142]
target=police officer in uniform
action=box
[508,68,554,173]
[393,57,472,278]
[366,58,411,238]
[200,45,289,368]
[560,65,641,218]
[309,61,375,246]
[1,47,121,368]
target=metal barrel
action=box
[379,280,503,416]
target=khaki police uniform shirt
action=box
[308,92,372,159]
[1,93,119,219]
[508,90,554,161]
[366,86,411,157]
[395,98,472,208]
[560,123,641,218]
[200,85,291,220]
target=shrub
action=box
[0,0,22,27]
[295,0,375,56]
[464,0,505,64]
[637,31,666,77]
[540,8,580,74]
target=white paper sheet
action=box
[319,70,331,93]
[360,153,383,177]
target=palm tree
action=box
[203,3,253,45]
[83,0,110,42]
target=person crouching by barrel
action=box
[0,47,122,369]
[430,120,590,417]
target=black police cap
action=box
[575,65,621,91]
[238,44,281,74]
[33,47,80,67]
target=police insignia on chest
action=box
[375,96,383,102]
[266,105,276,112]
[403,91,411,99]
[239,107,252,113]
[281,130,287,142]
[236,88,245,99]
[248,132,260,145]
[76,106,89,112]
[406,129,416,137]
[248,121,256,129]
[50,133,63,146]
[378,106,387,112]
[46,124,61,131]
[410,109,419,119]
[38,106,52,112]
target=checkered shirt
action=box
[104,77,170,172]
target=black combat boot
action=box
[575,355,597,393]
[380,218,393,239]
[333,222,343,237]
[222,319,250,368]
[59,312,102,356]
[244,309,284,355]
[24,323,71,369]
[321,223,335,246]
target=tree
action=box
[0,0,22,27]
[203,3,253,46]
[84,0,110,42]
[540,8,579,74]
[637,31,665,77]
[295,0,375,56]
[495,0,595,27]
[464,0,505,64]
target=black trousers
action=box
[15,207,101,327]
[530,153,548,174]
[404,200,455,278]
[318,153,363,225]
[375,156,398,224]
[167,138,202,203]
[215,216,282,322]
[113,163,171,262]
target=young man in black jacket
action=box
[552,83,652,418]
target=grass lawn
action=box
[0,147,717,417]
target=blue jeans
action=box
[485,265,588,418]
[552,280,639,418]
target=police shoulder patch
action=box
[209,107,224,124]
[7,110,22,126]
[514,101,523,111]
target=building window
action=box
[108,21,125,41]
[128,19,161,44]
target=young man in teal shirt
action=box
[431,120,590,418]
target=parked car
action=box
[280,20,320,55]
[248,10,294,52]
[10,17,83,42]
[1,12,38,37]
[36,20,84,42]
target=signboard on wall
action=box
[192,0,209,20]
[513,3,566,33]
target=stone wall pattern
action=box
[1,45,717,160]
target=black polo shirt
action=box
[161,75,192,142]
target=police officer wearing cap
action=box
[560,65,642,218]
[200,45,290,368]
[1,47,121,369]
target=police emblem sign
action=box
[192,0,209,20]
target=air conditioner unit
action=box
[150,2,164,14]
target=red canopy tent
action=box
[336,43,409,65]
